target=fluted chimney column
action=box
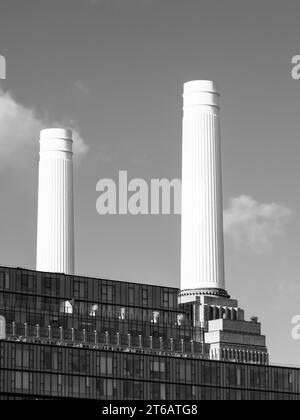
[36,128,75,274]
[180,81,228,302]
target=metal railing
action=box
[3,322,206,359]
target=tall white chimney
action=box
[180,81,228,302]
[36,128,75,275]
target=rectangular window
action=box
[142,288,148,306]
[79,377,86,396]
[96,378,114,398]
[99,354,113,375]
[74,279,86,299]
[101,284,113,302]
[44,276,52,294]
[43,348,53,370]
[44,374,51,394]
[163,291,171,308]
[15,371,30,391]
[15,346,30,369]
[106,379,113,397]
[16,348,22,368]
[72,376,79,396]
[5,271,10,289]
[128,286,135,305]
[15,372,22,390]
[123,381,141,399]
[22,372,30,391]
[180,361,185,381]
[28,276,35,293]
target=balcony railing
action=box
[2,322,206,359]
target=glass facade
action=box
[0,266,299,400]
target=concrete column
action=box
[36,128,74,274]
[180,81,226,300]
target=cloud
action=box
[53,119,89,158]
[224,195,291,254]
[0,87,88,171]
[73,80,90,95]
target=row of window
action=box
[0,371,299,400]
[0,268,179,310]
[0,293,188,324]
[1,342,300,393]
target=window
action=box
[16,347,29,369]
[74,279,86,299]
[70,351,89,374]
[128,286,135,305]
[60,300,73,314]
[15,371,31,391]
[43,348,52,370]
[151,383,161,399]
[98,354,113,375]
[27,276,35,293]
[125,356,142,378]
[101,284,113,303]
[96,378,114,398]
[141,288,148,306]
[124,381,141,399]
[43,348,61,371]
[150,359,165,379]
[5,271,9,289]
[178,360,192,382]
[44,276,52,294]
[15,372,22,390]
[90,304,99,317]
[16,273,29,292]
[106,379,113,397]
[163,291,170,308]
[44,374,51,393]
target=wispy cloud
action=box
[224,195,291,254]
[53,119,89,158]
[73,80,90,95]
[0,87,88,171]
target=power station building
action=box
[0,81,299,400]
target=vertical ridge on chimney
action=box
[36,128,75,275]
[180,80,228,302]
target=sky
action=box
[0,0,300,365]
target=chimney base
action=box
[178,288,230,305]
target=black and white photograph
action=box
[0,0,300,405]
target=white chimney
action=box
[180,81,228,302]
[36,128,75,274]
